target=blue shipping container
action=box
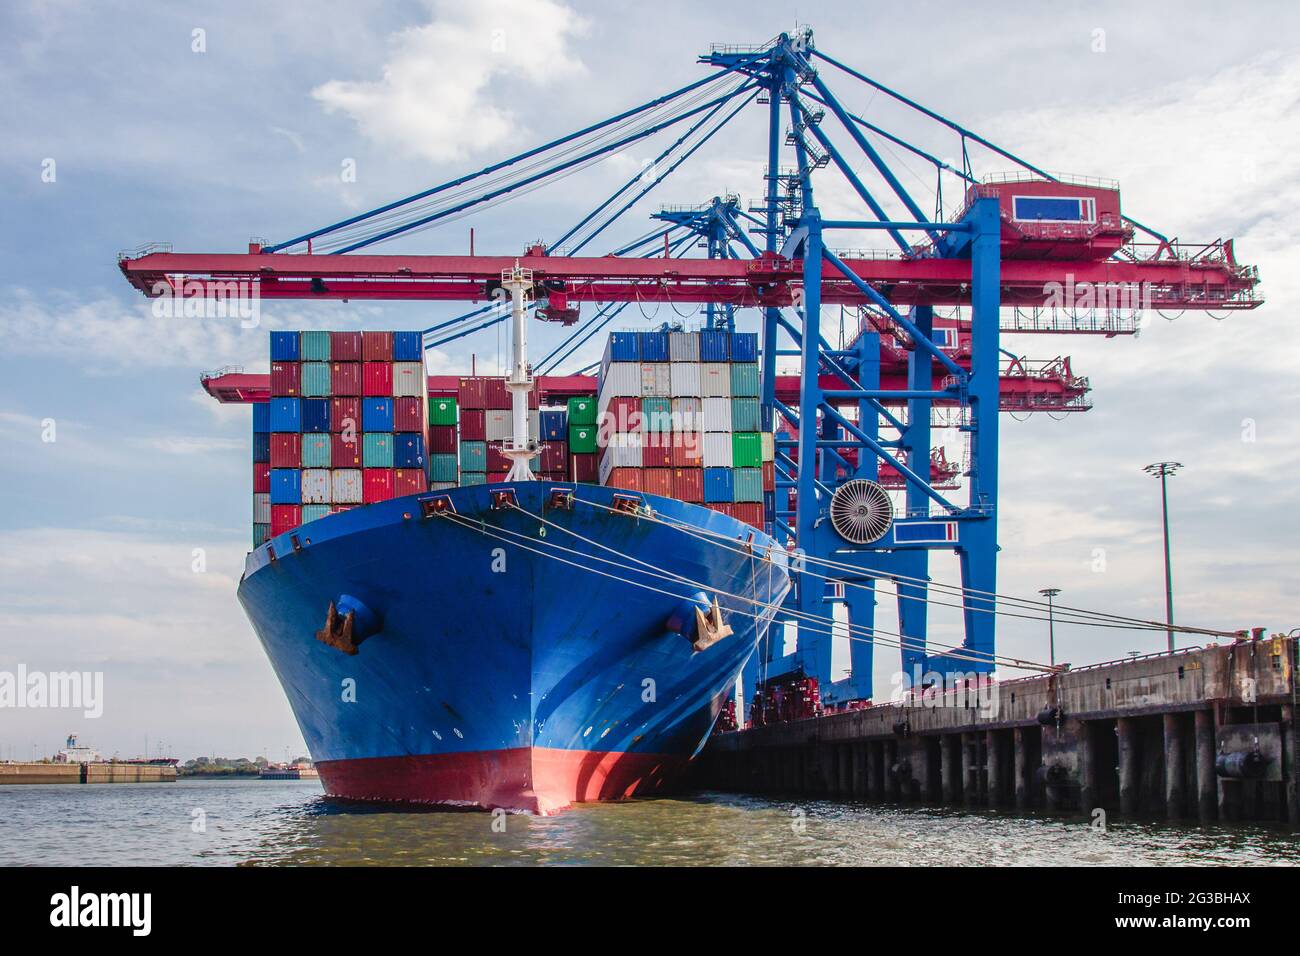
[605,331,640,364]
[704,467,734,503]
[302,398,331,433]
[730,332,758,362]
[268,398,301,433]
[540,410,567,441]
[252,401,270,434]
[395,433,426,468]
[700,329,729,362]
[269,468,301,504]
[638,330,669,362]
[252,432,270,463]
[362,398,394,432]
[270,330,300,361]
[393,330,423,361]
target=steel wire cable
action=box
[453,502,1050,672]
[570,495,1242,640]
[311,75,755,253]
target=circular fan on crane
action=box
[829,479,893,545]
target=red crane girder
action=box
[122,246,1259,311]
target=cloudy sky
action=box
[2,0,1297,761]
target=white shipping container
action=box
[669,362,701,397]
[703,432,733,468]
[529,409,540,440]
[253,493,271,524]
[600,362,642,399]
[761,431,775,462]
[702,397,732,433]
[598,441,643,483]
[700,363,731,397]
[302,468,332,504]
[331,469,363,504]
[430,481,458,491]
[671,397,702,432]
[669,331,700,362]
[392,362,425,397]
[638,363,671,398]
[485,409,511,442]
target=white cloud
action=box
[312,0,589,163]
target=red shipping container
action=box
[363,362,393,397]
[253,462,271,494]
[459,409,486,441]
[603,396,641,433]
[394,396,424,432]
[606,468,643,492]
[642,440,671,468]
[762,460,775,492]
[487,444,510,472]
[672,432,704,467]
[331,505,354,515]
[706,503,731,516]
[270,361,300,397]
[571,453,597,482]
[270,504,300,536]
[269,433,302,468]
[363,468,395,503]
[428,425,457,454]
[330,331,363,361]
[732,503,764,529]
[330,397,360,434]
[528,384,540,409]
[484,377,510,409]
[672,467,704,503]
[541,441,567,472]
[332,433,363,467]
[330,362,362,396]
[458,377,487,409]
[362,331,393,361]
[488,471,509,484]
[394,468,425,497]
[643,468,673,497]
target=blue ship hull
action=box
[237,482,789,813]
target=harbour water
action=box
[2,779,1297,866]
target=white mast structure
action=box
[501,261,540,482]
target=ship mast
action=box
[501,261,539,482]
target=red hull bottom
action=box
[316,747,690,815]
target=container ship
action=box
[239,266,790,814]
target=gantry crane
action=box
[121,29,1259,708]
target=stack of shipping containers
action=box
[263,330,428,538]
[593,329,774,531]
[252,400,270,546]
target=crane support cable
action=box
[262,64,753,253]
[325,79,759,254]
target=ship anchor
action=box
[691,597,733,653]
[316,601,364,655]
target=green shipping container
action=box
[732,467,763,502]
[300,330,331,362]
[363,433,394,468]
[429,453,459,482]
[642,398,672,432]
[429,396,458,426]
[301,504,331,522]
[731,397,760,432]
[460,472,487,486]
[460,441,487,471]
[253,523,270,547]
[730,363,760,397]
[567,396,597,426]
[301,362,332,397]
[301,434,332,468]
[569,424,597,454]
[732,432,762,468]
